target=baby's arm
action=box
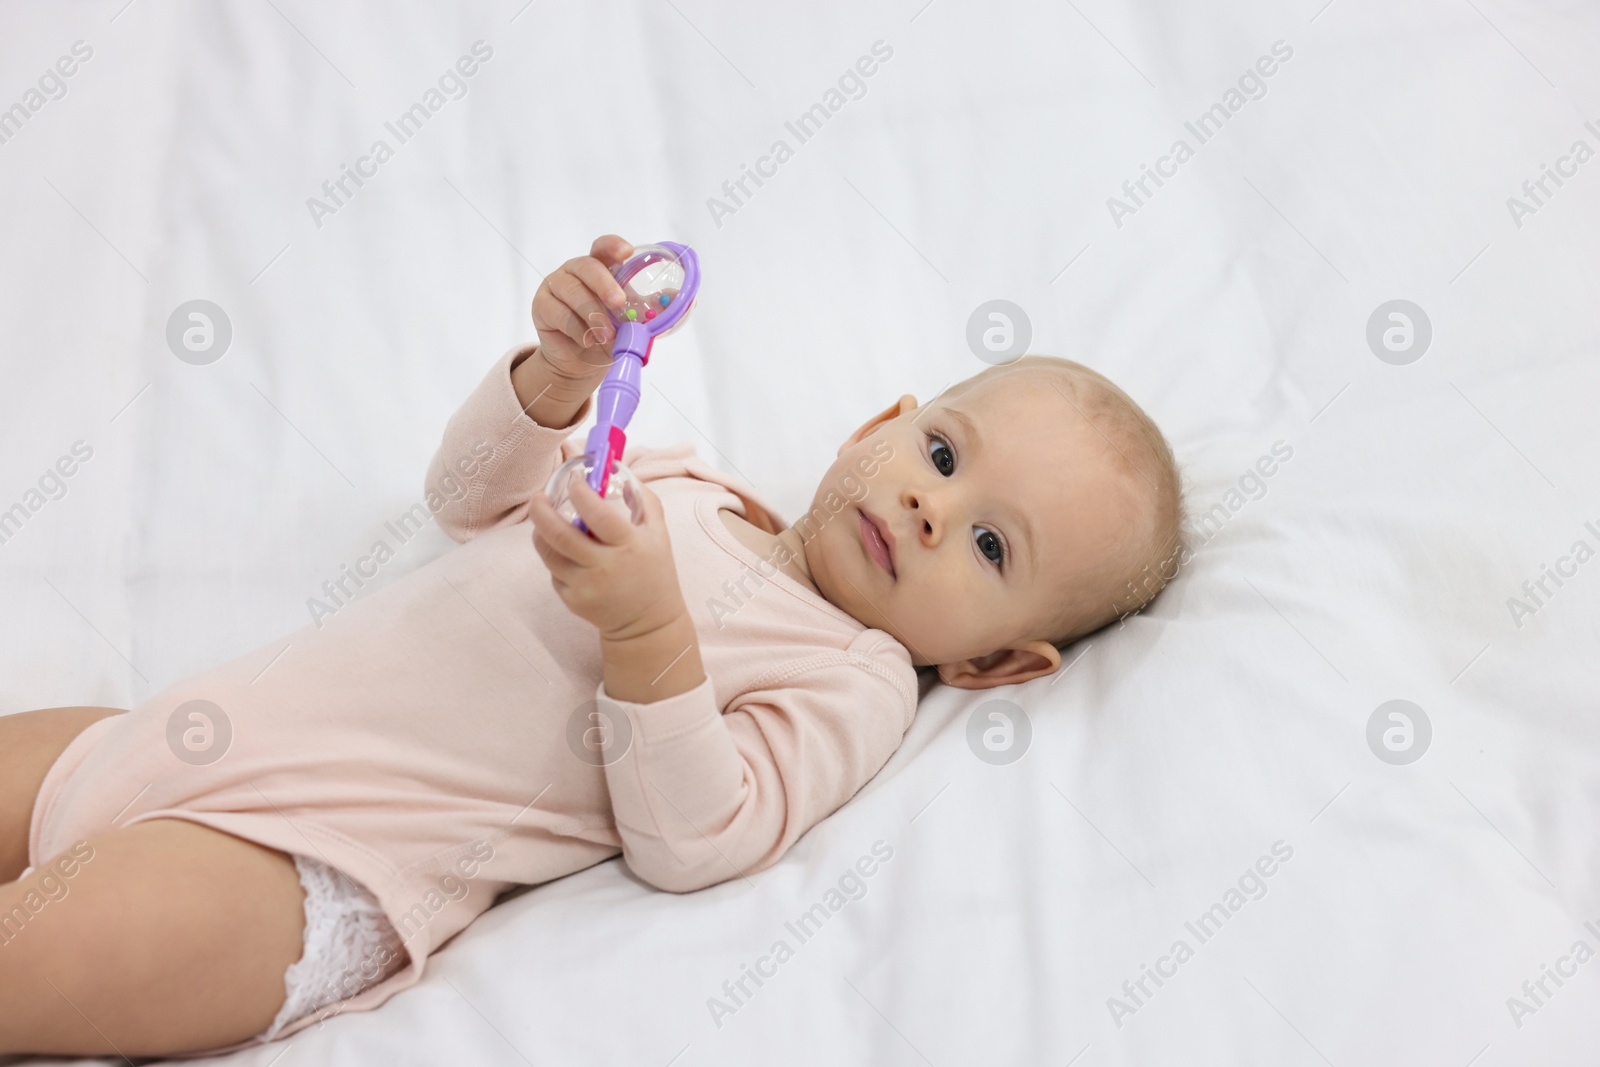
[425,237,633,542]
[423,345,593,542]
[509,346,601,433]
[596,637,918,893]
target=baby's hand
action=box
[531,235,634,381]
[528,470,686,642]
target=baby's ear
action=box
[936,642,1060,689]
[838,394,918,456]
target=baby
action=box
[0,235,1182,1058]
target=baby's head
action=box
[799,355,1183,687]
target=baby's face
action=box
[800,373,1141,675]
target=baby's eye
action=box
[927,433,954,477]
[975,527,1005,568]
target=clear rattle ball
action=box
[611,243,693,335]
[544,455,645,529]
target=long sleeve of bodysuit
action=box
[596,630,917,893]
[424,344,595,544]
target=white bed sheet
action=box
[2,0,1598,1064]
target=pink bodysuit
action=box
[27,345,919,1039]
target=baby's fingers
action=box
[544,268,616,352]
[529,491,602,563]
[532,285,593,351]
[565,256,628,315]
[630,480,664,525]
[566,470,634,545]
[589,234,634,269]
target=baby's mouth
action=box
[857,508,896,579]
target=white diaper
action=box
[258,853,409,1042]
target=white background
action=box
[1,0,1598,1064]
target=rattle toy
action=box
[544,241,700,535]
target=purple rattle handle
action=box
[571,323,647,532]
[585,331,645,491]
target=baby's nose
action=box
[901,489,939,542]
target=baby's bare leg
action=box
[0,817,307,1057]
[0,706,126,883]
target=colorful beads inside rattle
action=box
[659,294,671,307]
[624,308,637,320]
[645,309,656,320]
